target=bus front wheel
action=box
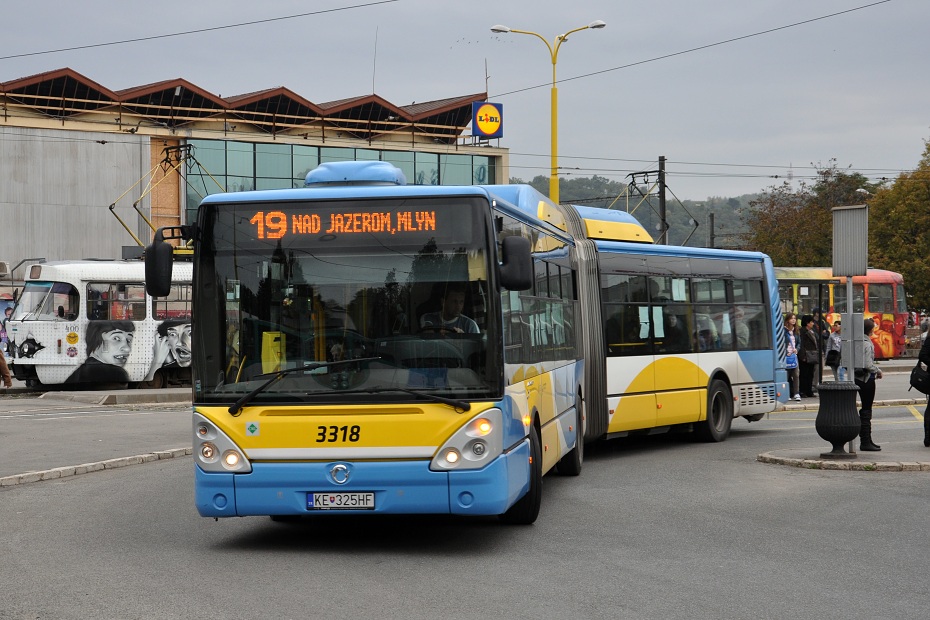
[500,426,542,525]
[696,379,733,442]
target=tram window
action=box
[154,283,193,320]
[87,282,147,321]
[38,282,79,320]
[868,283,894,314]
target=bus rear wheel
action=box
[556,393,584,476]
[500,426,542,525]
[696,379,733,442]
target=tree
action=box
[742,161,877,265]
[868,140,930,310]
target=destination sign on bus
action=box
[249,208,437,239]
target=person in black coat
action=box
[798,314,821,397]
[919,333,930,447]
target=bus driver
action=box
[420,284,479,335]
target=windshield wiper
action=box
[228,357,381,416]
[324,386,472,413]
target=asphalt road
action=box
[1,404,929,619]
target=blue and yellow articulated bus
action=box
[145,160,785,525]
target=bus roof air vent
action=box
[305,161,407,187]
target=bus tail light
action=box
[431,409,503,471]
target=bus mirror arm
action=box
[499,236,533,291]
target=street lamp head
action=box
[490,24,511,33]
[588,20,607,29]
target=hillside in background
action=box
[512,174,757,249]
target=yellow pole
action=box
[493,22,605,205]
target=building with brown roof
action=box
[0,68,506,267]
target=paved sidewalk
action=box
[759,442,930,472]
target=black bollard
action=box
[814,381,861,459]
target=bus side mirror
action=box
[145,229,174,298]
[499,236,532,291]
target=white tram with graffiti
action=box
[6,260,192,388]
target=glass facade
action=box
[185,140,496,225]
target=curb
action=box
[758,451,930,472]
[38,390,191,406]
[778,398,927,412]
[0,447,192,487]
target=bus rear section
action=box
[591,243,786,442]
[155,162,583,523]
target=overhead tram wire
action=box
[490,0,892,99]
[0,0,400,61]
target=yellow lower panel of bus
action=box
[608,356,708,432]
[198,402,499,458]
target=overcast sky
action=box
[3,0,927,200]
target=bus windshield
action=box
[199,196,499,404]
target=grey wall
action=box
[0,127,151,272]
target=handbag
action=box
[785,352,798,369]
[909,361,930,394]
[803,349,820,364]
[825,349,840,366]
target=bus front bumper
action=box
[194,439,530,518]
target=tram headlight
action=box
[431,409,504,471]
[192,412,252,473]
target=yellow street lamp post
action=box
[490,20,606,204]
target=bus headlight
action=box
[192,412,252,473]
[200,443,217,461]
[222,451,241,469]
[430,409,503,471]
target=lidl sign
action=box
[473,102,503,139]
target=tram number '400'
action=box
[316,425,361,443]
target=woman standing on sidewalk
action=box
[919,329,930,447]
[799,314,820,398]
[854,318,883,451]
[784,313,801,401]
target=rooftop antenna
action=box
[372,27,379,94]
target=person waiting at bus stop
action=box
[918,327,930,447]
[784,313,800,401]
[0,348,12,388]
[854,318,883,451]
[798,314,821,398]
[825,320,845,381]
